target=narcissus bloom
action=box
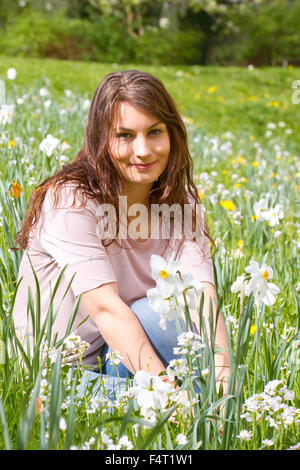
[39,134,60,157]
[8,180,23,198]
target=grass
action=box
[1,55,299,140]
[0,56,299,451]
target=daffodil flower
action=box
[39,134,60,157]
[244,260,280,306]
[147,255,205,329]
[131,370,174,413]
[8,180,23,198]
[231,260,280,307]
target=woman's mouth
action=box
[131,162,156,170]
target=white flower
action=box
[118,435,133,450]
[39,134,60,156]
[59,417,67,432]
[150,254,181,289]
[131,370,174,414]
[166,357,189,381]
[105,350,123,366]
[147,284,178,329]
[63,332,90,357]
[174,272,205,309]
[254,198,269,221]
[237,429,252,441]
[262,439,274,447]
[201,368,209,377]
[82,99,90,110]
[147,254,204,330]
[176,433,187,445]
[0,104,15,125]
[264,204,284,227]
[39,87,50,97]
[7,68,17,80]
[44,99,52,109]
[230,274,245,293]
[244,260,280,306]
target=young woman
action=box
[12,70,229,395]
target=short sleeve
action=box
[176,236,215,287]
[38,185,118,296]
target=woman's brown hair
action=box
[13,69,215,258]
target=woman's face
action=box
[109,102,170,193]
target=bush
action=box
[0,10,58,58]
[134,28,204,65]
[0,9,137,64]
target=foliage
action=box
[0,0,299,65]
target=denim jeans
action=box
[74,297,196,400]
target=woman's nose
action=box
[133,134,151,157]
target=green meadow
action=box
[0,56,299,451]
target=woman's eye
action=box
[116,129,162,139]
[150,129,162,135]
[117,133,131,139]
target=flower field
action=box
[0,58,299,451]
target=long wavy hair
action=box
[13,69,215,258]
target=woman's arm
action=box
[81,282,167,376]
[188,282,230,394]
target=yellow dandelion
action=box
[159,270,169,279]
[249,135,255,141]
[247,96,257,102]
[237,155,247,164]
[269,101,279,107]
[8,139,15,149]
[250,324,257,335]
[8,180,23,198]
[222,169,227,175]
[252,161,259,167]
[251,214,258,221]
[220,200,235,211]
[208,86,216,94]
[240,177,247,183]
[234,183,241,189]
[237,239,243,248]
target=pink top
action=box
[13,184,215,367]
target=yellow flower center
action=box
[262,270,269,280]
[159,270,169,279]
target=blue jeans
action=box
[74,297,197,400]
